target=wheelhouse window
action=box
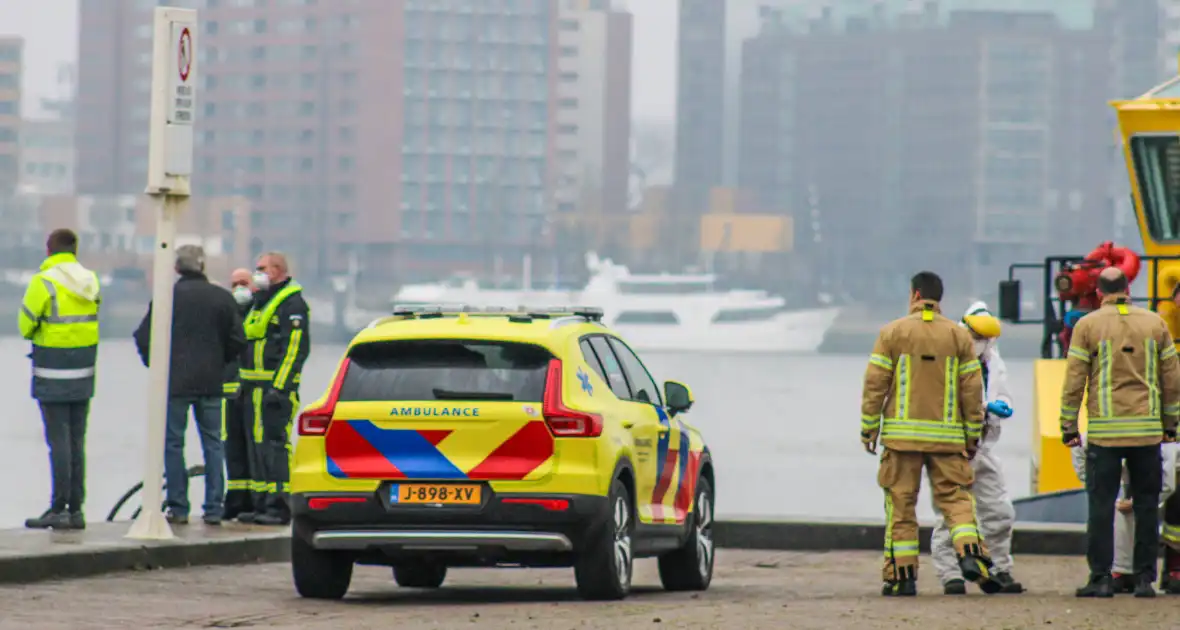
[613,310,679,324]
[711,306,782,323]
[617,281,711,295]
[1130,135,1180,241]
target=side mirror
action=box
[998,280,1020,322]
[664,380,694,416]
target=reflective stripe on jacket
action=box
[1060,294,1180,446]
[240,281,302,384]
[860,300,985,453]
[18,253,101,402]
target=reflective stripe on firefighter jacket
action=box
[239,280,306,391]
[860,300,985,453]
[18,253,102,402]
[1060,294,1180,447]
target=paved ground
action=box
[0,550,1172,629]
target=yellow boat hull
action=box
[1032,359,1088,494]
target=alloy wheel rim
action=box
[613,496,632,588]
[696,492,714,577]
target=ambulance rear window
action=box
[337,340,552,402]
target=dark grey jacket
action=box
[133,272,246,398]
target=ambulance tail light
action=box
[298,358,351,436]
[542,359,603,437]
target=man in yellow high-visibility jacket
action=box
[238,252,309,526]
[18,229,101,530]
[223,267,257,521]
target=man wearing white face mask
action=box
[238,252,310,526]
[222,268,257,521]
[930,301,1023,594]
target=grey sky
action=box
[2,0,678,122]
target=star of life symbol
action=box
[577,368,593,395]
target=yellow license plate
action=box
[390,483,482,505]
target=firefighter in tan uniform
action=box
[1060,267,1180,598]
[861,271,999,596]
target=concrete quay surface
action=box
[0,549,1171,630]
[0,521,287,584]
[0,518,1088,585]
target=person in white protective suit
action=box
[930,301,1024,594]
[1072,436,1179,593]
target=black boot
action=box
[236,511,255,524]
[252,493,291,526]
[252,512,290,526]
[994,571,1024,594]
[1162,549,1180,593]
[1134,574,1157,598]
[1076,574,1115,598]
[1112,573,1136,593]
[25,509,70,530]
[1163,572,1180,595]
[957,544,1002,594]
[882,565,917,596]
[222,492,251,522]
[68,512,85,530]
[943,578,967,595]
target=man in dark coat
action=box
[134,245,246,525]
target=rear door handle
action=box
[622,420,636,429]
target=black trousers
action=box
[1165,490,1180,574]
[39,401,89,513]
[222,395,258,517]
[1086,443,1162,579]
[244,384,298,519]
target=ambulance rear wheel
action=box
[292,534,353,599]
[574,477,634,600]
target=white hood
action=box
[962,300,990,319]
[43,262,101,303]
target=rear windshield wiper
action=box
[432,388,515,401]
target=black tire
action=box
[658,476,714,592]
[291,534,353,600]
[574,477,634,600]
[393,561,448,588]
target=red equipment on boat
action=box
[1055,241,1141,350]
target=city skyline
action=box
[1,0,679,122]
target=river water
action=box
[0,338,1038,528]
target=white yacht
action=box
[390,254,842,353]
[392,258,577,310]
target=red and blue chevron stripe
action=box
[651,407,698,523]
[324,419,554,480]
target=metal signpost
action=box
[127,6,197,541]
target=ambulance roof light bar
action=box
[391,304,604,321]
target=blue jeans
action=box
[165,396,225,518]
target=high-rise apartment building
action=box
[77,0,568,281]
[75,0,172,197]
[0,36,22,196]
[554,0,632,219]
[739,2,1113,299]
[20,118,74,195]
[674,0,726,215]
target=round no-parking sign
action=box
[178,27,192,82]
